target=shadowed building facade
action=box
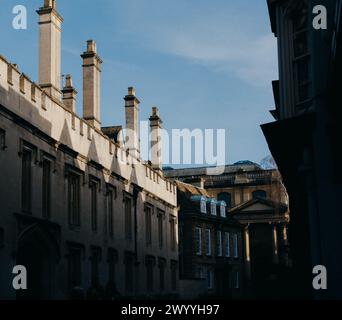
[176,181,244,299]
[165,162,290,297]
[0,0,178,300]
[263,0,342,299]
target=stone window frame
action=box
[157,209,165,249]
[0,128,7,151]
[66,241,86,290]
[144,203,154,247]
[224,232,231,258]
[194,227,202,256]
[65,165,85,229]
[123,192,133,241]
[88,175,101,233]
[216,230,223,257]
[205,228,212,257]
[107,248,119,283]
[169,215,177,252]
[145,255,156,293]
[106,184,117,239]
[19,140,38,214]
[39,151,56,220]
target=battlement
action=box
[0,55,177,205]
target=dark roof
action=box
[233,160,258,166]
[176,181,209,197]
[176,181,241,227]
[101,126,122,143]
[164,163,263,179]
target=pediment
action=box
[240,202,274,212]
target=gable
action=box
[240,202,275,212]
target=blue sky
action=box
[0,0,278,167]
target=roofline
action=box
[229,197,288,214]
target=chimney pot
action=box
[87,40,97,53]
[44,0,56,9]
[128,87,135,96]
[152,106,159,117]
[65,74,73,88]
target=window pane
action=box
[195,228,202,255]
[158,213,163,248]
[125,198,132,240]
[107,191,114,237]
[206,229,212,256]
[145,206,152,245]
[21,149,32,212]
[68,247,82,289]
[42,160,51,219]
[90,182,97,231]
[225,232,231,257]
[68,174,80,227]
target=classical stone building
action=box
[0,0,178,299]
[263,0,342,299]
[165,162,290,296]
[176,181,244,299]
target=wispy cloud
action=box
[105,0,278,87]
[149,28,278,87]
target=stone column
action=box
[271,223,279,264]
[243,225,252,281]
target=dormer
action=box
[191,195,207,214]
[218,201,227,218]
[207,199,217,216]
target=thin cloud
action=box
[105,0,278,87]
[142,25,278,88]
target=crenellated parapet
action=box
[0,54,177,206]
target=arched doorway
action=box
[16,224,59,300]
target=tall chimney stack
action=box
[149,106,163,171]
[81,40,102,130]
[37,0,63,100]
[124,87,140,158]
[62,75,77,113]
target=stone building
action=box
[263,0,342,299]
[0,0,178,299]
[176,181,244,299]
[165,161,290,296]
